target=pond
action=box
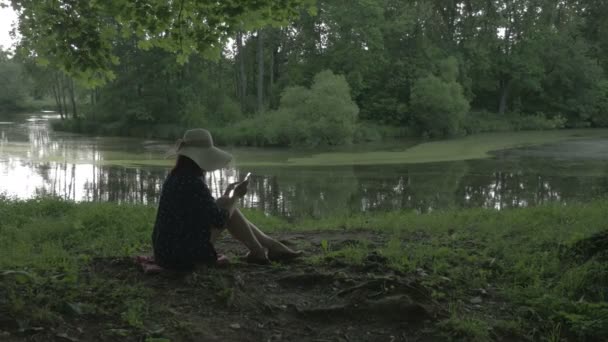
[2,113,608,219]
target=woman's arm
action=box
[190,178,248,230]
[216,180,248,216]
[215,195,238,216]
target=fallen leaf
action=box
[108,329,130,337]
[66,302,96,316]
[145,338,171,342]
[56,332,79,342]
[470,296,483,304]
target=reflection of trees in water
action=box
[244,167,360,219]
[21,155,608,218]
[83,166,167,204]
[16,114,608,216]
[458,172,556,209]
[32,161,168,204]
[457,159,608,209]
[353,162,469,213]
[28,121,62,161]
[34,161,77,199]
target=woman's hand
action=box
[216,195,237,216]
[223,182,240,197]
[216,196,232,207]
[233,180,249,198]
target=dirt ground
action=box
[5,231,448,342]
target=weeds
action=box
[1,197,607,340]
[121,299,148,329]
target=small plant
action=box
[121,299,148,329]
[438,314,491,342]
[546,322,562,342]
[145,338,171,342]
[216,287,235,307]
[331,243,369,265]
[320,239,330,253]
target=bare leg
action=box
[232,209,302,259]
[224,209,267,260]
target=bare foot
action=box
[241,252,271,265]
[268,250,304,262]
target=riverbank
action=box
[49,111,568,147]
[32,125,608,168]
[0,98,58,118]
[1,197,606,341]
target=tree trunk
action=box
[90,89,97,121]
[256,30,264,112]
[51,82,63,119]
[59,74,69,118]
[236,31,247,112]
[269,41,275,106]
[498,79,512,115]
[218,50,223,91]
[68,78,78,119]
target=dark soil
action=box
[4,231,447,342]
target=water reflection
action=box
[2,114,608,218]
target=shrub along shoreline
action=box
[48,69,568,147]
[1,197,606,340]
[51,110,568,148]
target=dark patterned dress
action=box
[152,169,229,270]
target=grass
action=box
[1,197,607,340]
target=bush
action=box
[462,111,513,134]
[508,112,566,130]
[281,70,359,146]
[0,56,27,114]
[217,116,268,146]
[410,58,470,138]
[353,121,411,143]
[463,111,567,134]
[180,95,243,129]
[589,80,608,127]
[219,70,359,147]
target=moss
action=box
[286,129,608,166]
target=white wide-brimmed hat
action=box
[167,129,232,171]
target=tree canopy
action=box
[6,0,608,142]
[9,0,315,85]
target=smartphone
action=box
[229,172,252,197]
[243,172,252,182]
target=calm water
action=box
[2,113,608,218]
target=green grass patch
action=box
[1,197,607,339]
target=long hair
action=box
[172,155,206,178]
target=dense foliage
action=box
[3,0,608,143]
[223,70,359,146]
[0,50,26,113]
[8,0,315,84]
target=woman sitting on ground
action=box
[152,128,302,269]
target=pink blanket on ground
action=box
[134,255,230,274]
